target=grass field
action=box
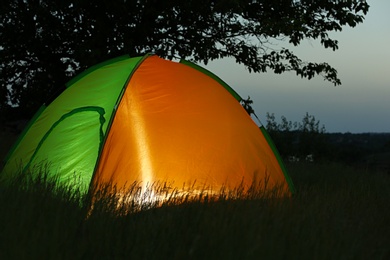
[0,162,389,259]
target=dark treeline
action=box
[266,113,390,172]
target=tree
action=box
[265,113,297,156]
[297,112,327,157]
[0,0,369,120]
[266,112,328,160]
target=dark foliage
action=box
[266,112,329,159]
[1,0,369,120]
[266,113,390,172]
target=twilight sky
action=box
[204,0,390,133]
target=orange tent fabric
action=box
[94,56,292,194]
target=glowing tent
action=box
[1,54,294,196]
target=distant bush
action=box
[265,113,390,170]
[265,112,329,161]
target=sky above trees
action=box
[1,0,384,133]
[1,0,369,122]
[205,1,389,133]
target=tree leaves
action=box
[0,0,370,119]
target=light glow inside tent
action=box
[130,90,154,192]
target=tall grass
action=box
[0,162,389,259]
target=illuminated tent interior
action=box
[1,54,295,197]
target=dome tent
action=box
[1,54,295,197]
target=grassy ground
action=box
[0,162,389,259]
